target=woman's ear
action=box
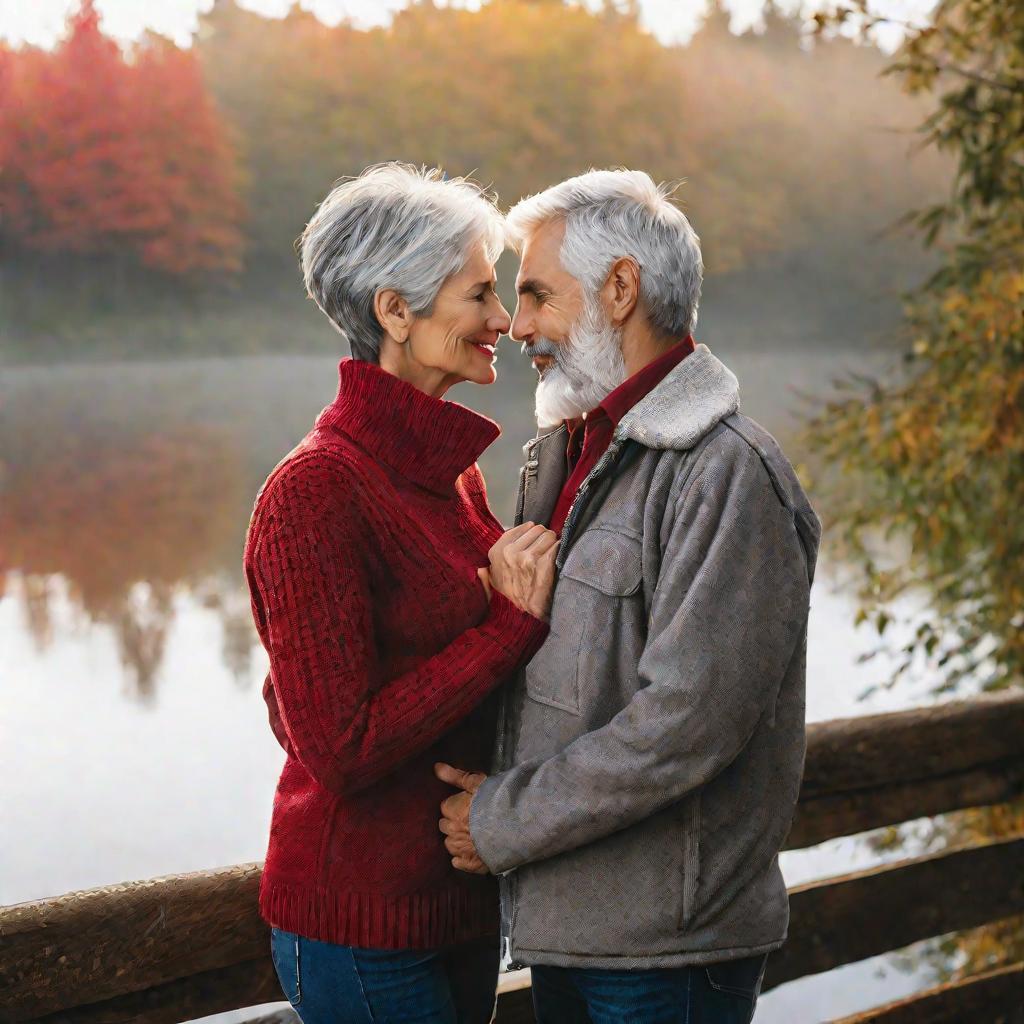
[374,288,412,343]
[602,256,640,327]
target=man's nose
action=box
[510,306,532,344]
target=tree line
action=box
[0,0,950,354]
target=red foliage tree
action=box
[130,35,246,274]
[0,0,244,275]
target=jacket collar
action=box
[614,343,740,451]
[316,358,500,493]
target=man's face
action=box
[511,218,584,376]
[511,218,627,427]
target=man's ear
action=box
[374,288,412,343]
[602,256,641,327]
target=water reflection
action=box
[1,413,252,698]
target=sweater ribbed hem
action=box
[259,874,500,949]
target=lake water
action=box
[0,346,979,1021]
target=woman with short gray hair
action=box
[243,163,557,1023]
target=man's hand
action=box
[488,523,560,620]
[435,762,490,875]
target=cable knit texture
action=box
[244,357,550,949]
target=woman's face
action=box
[403,242,512,394]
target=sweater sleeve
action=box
[246,459,549,796]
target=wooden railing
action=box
[1,692,1022,1024]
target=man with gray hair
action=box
[436,168,821,1022]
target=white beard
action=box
[532,292,627,429]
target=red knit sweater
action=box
[244,358,550,949]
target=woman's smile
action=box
[468,338,496,359]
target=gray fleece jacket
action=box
[468,343,821,969]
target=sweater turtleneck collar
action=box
[315,358,501,493]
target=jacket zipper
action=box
[499,431,627,969]
[493,444,535,775]
[501,436,544,962]
[497,441,538,969]
[513,464,527,527]
[489,438,532,774]
[505,870,524,969]
[519,443,540,525]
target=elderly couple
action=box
[243,163,820,1024]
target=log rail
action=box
[1,691,1022,1024]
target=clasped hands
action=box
[437,523,559,875]
[476,520,560,622]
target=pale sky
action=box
[0,0,937,52]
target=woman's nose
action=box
[488,305,511,336]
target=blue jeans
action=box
[530,952,769,1024]
[269,927,500,1024]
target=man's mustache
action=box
[523,337,561,360]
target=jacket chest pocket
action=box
[526,527,643,715]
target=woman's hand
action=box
[488,523,560,621]
[476,566,493,602]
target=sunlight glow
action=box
[0,0,941,52]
